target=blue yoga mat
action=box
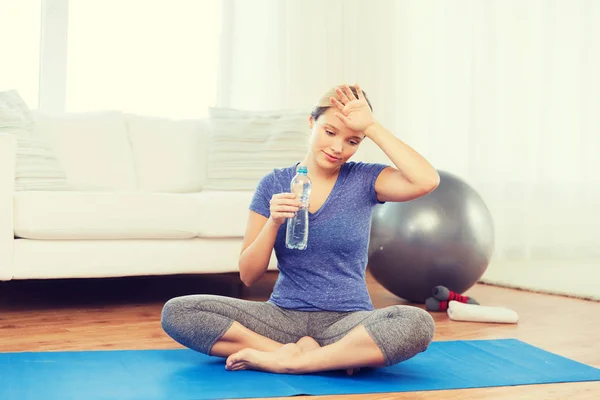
[1,339,599,400]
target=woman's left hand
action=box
[330,84,375,135]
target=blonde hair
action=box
[311,85,373,121]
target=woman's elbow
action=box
[240,277,254,288]
[238,261,252,287]
[238,259,259,287]
[239,273,255,287]
[424,173,440,193]
[408,175,439,201]
[416,171,439,195]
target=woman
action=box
[161,84,440,375]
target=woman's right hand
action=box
[269,193,301,226]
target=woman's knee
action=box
[376,305,435,364]
[161,295,238,354]
[405,306,435,351]
[161,296,187,334]
[161,295,212,333]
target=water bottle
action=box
[285,165,312,250]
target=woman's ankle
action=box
[210,321,284,356]
[295,336,320,352]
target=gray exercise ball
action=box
[368,170,494,303]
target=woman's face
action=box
[308,107,365,170]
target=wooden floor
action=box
[1,271,598,400]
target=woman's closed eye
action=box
[325,128,360,145]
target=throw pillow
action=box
[0,90,68,191]
[205,107,309,191]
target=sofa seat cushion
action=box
[14,192,202,240]
[189,191,255,237]
[14,191,257,240]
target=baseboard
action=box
[479,258,600,301]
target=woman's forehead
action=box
[317,109,344,130]
[317,109,364,138]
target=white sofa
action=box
[0,109,304,282]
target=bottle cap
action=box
[297,165,308,174]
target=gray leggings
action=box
[161,295,435,366]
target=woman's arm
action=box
[238,212,279,286]
[238,193,300,286]
[365,122,439,202]
[331,84,439,202]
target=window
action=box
[0,0,42,108]
[65,0,221,118]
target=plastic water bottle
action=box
[285,165,312,250]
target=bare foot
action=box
[225,337,362,376]
[225,347,296,373]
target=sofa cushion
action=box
[190,190,256,237]
[33,110,137,191]
[14,191,256,240]
[124,114,209,193]
[14,191,201,240]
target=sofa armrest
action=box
[0,134,16,281]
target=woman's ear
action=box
[308,115,314,129]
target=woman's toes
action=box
[226,349,248,370]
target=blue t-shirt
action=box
[249,161,388,312]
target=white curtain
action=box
[218,0,600,263]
